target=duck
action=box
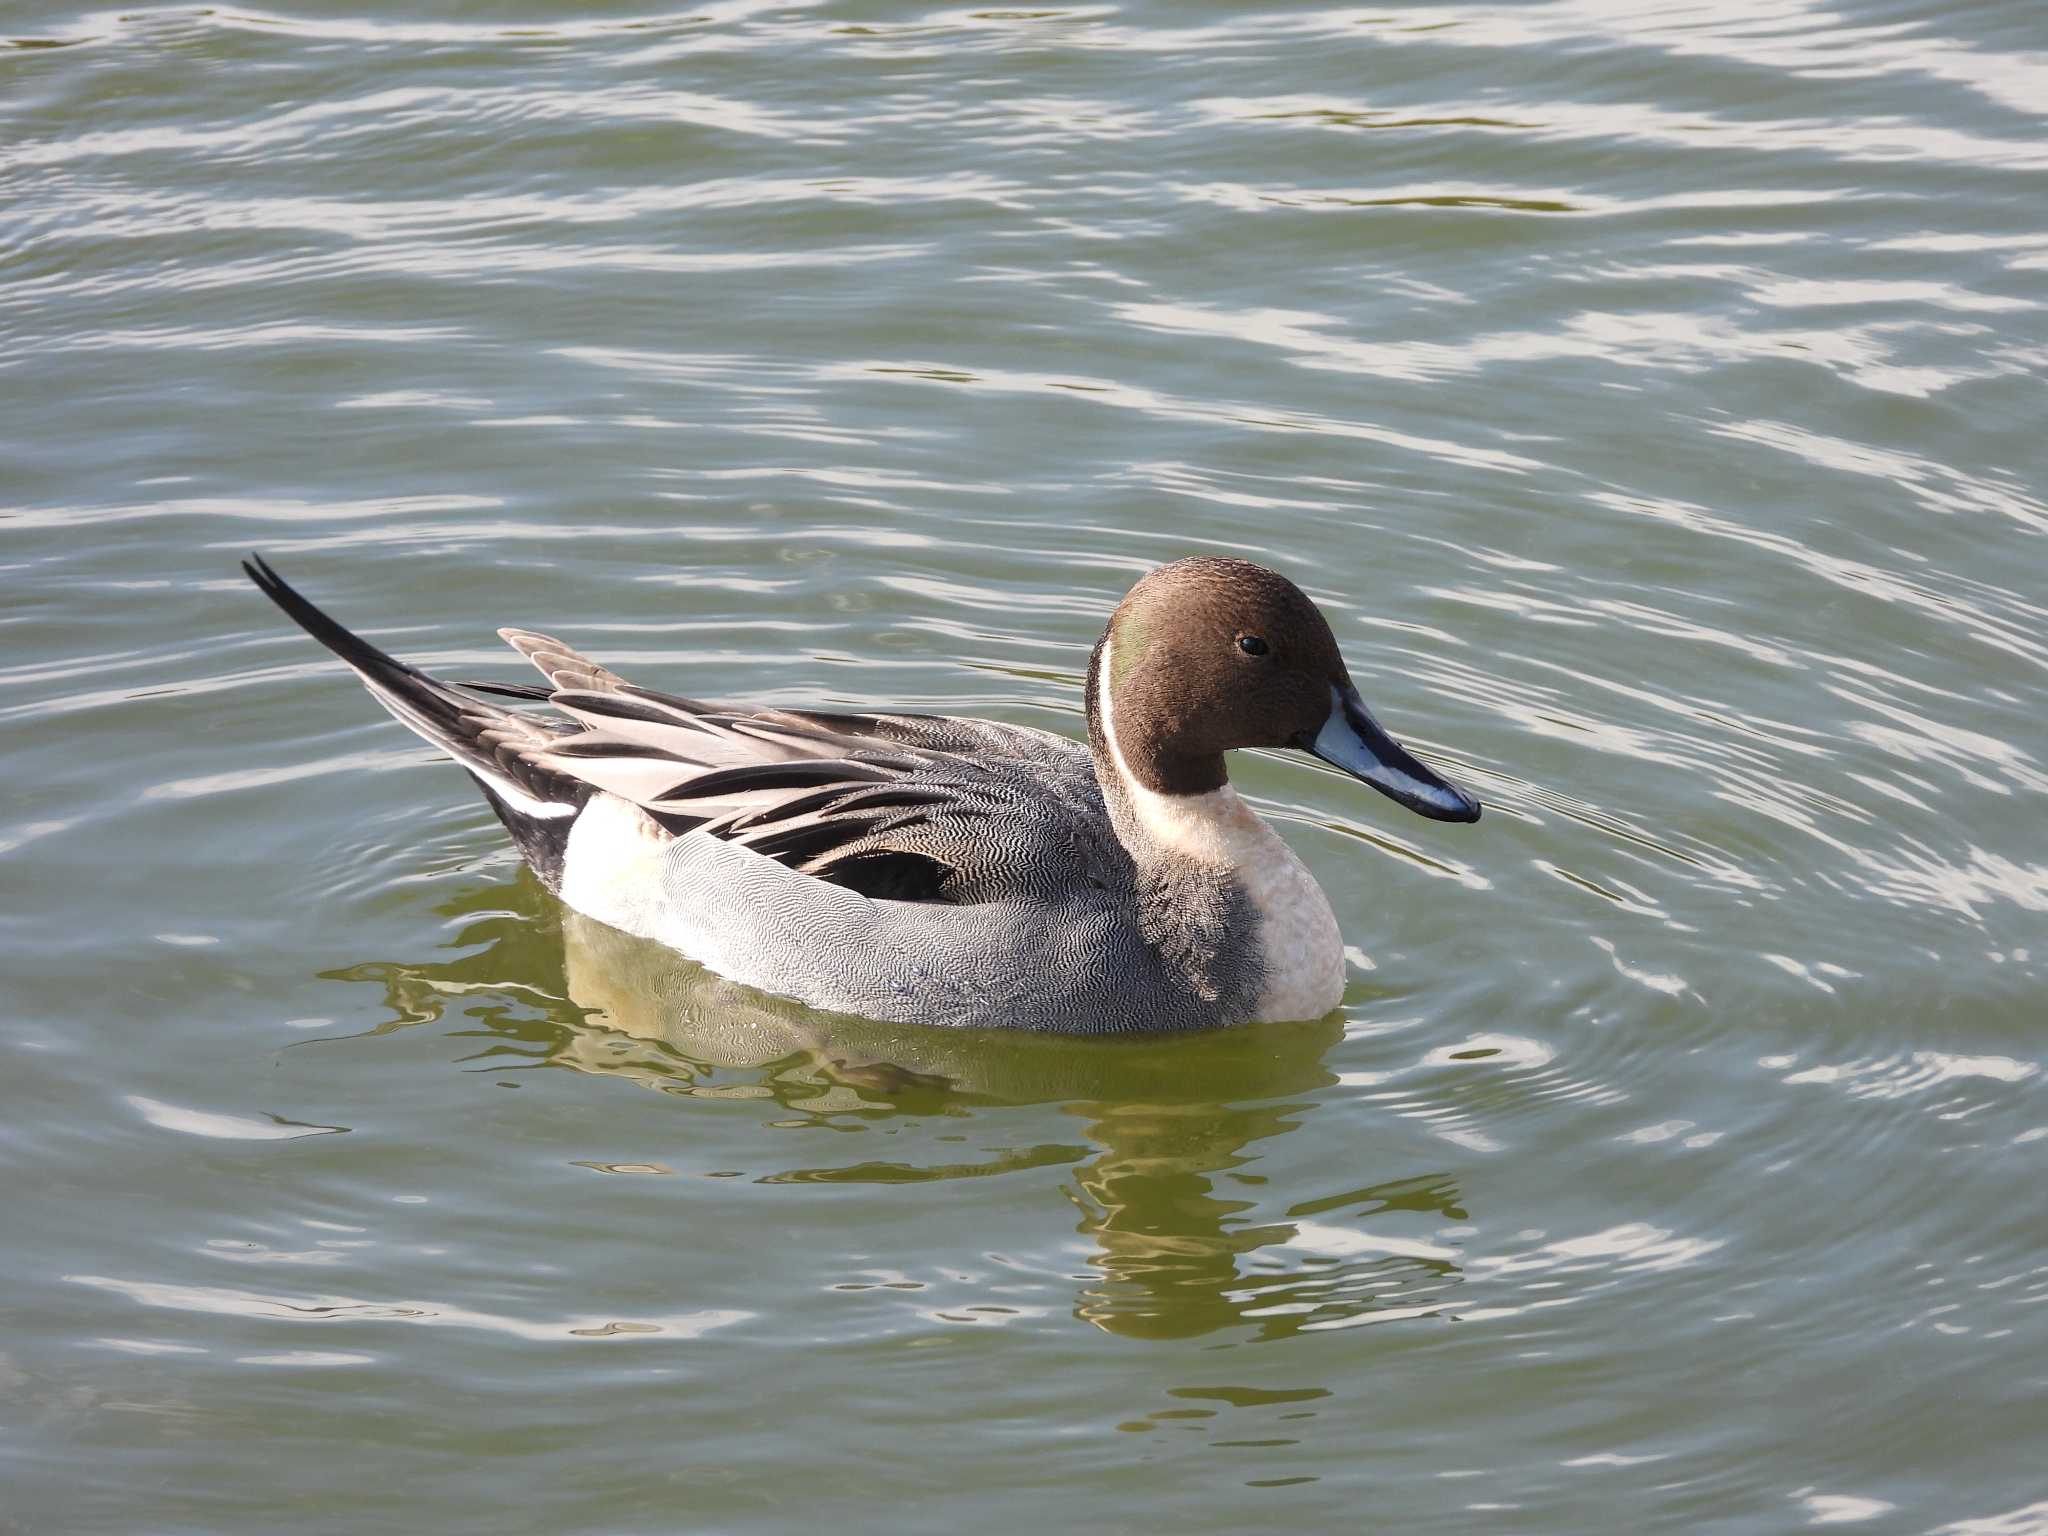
[245,553,1480,1033]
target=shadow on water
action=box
[329,873,1470,1341]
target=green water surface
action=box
[3,2,2045,1531]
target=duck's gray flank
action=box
[245,552,1481,1033]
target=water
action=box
[4,1,2045,1529]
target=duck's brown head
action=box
[1087,556,1481,822]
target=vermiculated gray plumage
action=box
[528,694,1265,1030]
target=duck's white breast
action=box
[1115,780,1345,1023]
[1096,638,1346,1022]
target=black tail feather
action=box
[245,555,588,867]
[244,552,441,699]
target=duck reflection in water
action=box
[331,874,1470,1341]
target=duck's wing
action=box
[513,664,1113,904]
[249,557,1111,905]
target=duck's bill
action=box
[1301,685,1482,823]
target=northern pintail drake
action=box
[247,554,1480,1033]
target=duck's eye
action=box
[1237,634,1270,657]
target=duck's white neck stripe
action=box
[1095,634,1139,790]
[1099,634,1254,867]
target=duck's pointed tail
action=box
[244,554,589,881]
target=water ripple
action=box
[5,0,2046,1524]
